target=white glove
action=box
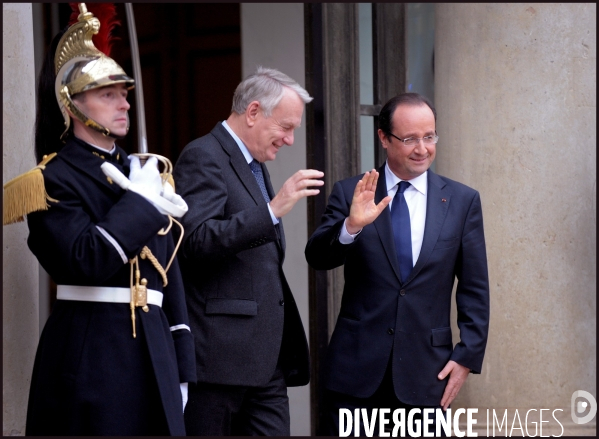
[128,156,163,197]
[101,159,188,218]
[161,181,189,217]
[180,382,188,412]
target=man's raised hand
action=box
[345,170,391,234]
[270,169,324,218]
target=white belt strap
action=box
[57,285,163,307]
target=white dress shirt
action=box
[89,142,116,155]
[339,161,428,267]
[222,121,279,225]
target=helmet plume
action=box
[69,3,119,57]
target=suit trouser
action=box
[184,364,290,436]
[325,357,447,437]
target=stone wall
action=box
[3,3,39,436]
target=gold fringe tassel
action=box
[3,153,59,225]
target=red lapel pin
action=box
[441,198,447,202]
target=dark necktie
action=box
[249,159,270,203]
[391,181,413,283]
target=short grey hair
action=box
[231,66,313,117]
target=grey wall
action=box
[435,3,596,436]
[240,3,311,435]
[3,3,39,435]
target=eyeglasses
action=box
[388,133,439,147]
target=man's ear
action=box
[245,101,260,127]
[378,129,389,149]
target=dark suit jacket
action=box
[173,123,310,388]
[305,165,489,406]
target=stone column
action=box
[3,3,39,436]
[435,3,596,436]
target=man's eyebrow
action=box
[402,130,436,137]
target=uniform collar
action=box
[71,136,124,165]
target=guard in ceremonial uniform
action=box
[3,4,195,435]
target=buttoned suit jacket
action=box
[305,164,489,406]
[173,123,310,388]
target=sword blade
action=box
[125,3,148,154]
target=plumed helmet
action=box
[54,3,134,139]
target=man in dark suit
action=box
[305,93,490,436]
[173,67,324,435]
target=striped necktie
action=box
[249,159,270,203]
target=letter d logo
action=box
[571,390,597,424]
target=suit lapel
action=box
[211,124,286,256]
[407,170,450,282]
[372,164,402,284]
[211,124,265,206]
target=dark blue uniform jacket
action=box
[25,136,196,436]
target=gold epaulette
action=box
[3,153,60,225]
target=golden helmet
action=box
[54,3,134,139]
